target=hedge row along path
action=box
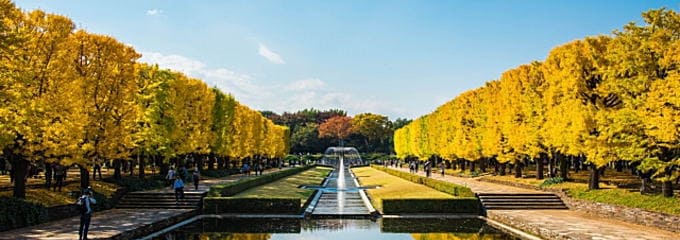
[0,168,285,240]
[386,166,680,240]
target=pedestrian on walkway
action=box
[77,187,97,240]
[439,162,445,177]
[173,175,185,203]
[192,167,200,190]
[181,165,189,181]
[424,161,432,178]
[92,159,102,180]
[44,162,53,189]
[166,167,175,188]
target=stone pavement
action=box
[387,166,680,240]
[488,210,680,240]
[0,209,193,240]
[0,167,288,239]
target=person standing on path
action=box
[173,175,185,203]
[192,167,200,190]
[77,187,97,240]
[439,162,446,177]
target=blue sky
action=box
[13,0,679,120]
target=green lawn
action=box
[352,166,454,211]
[482,175,680,215]
[234,166,332,201]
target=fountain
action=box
[309,147,373,217]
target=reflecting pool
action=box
[153,217,519,240]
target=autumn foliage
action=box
[0,1,289,198]
[395,9,680,194]
[318,116,354,146]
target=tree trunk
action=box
[480,158,487,172]
[536,157,544,180]
[493,159,499,175]
[662,170,674,197]
[499,163,506,176]
[470,161,476,172]
[548,156,556,177]
[12,157,28,199]
[207,156,215,170]
[640,176,651,193]
[138,154,145,179]
[559,156,569,180]
[160,162,169,178]
[79,165,90,190]
[662,181,673,197]
[216,157,223,170]
[615,161,623,172]
[588,164,601,190]
[460,159,466,171]
[113,159,122,180]
[128,160,135,176]
[514,162,522,178]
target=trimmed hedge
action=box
[0,197,48,231]
[208,165,314,197]
[203,197,301,214]
[372,165,475,197]
[382,198,480,214]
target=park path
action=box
[0,167,286,240]
[387,166,680,240]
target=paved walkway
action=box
[0,167,288,239]
[0,209,193,240]
[387,166,680,240]
[390,166,541,193]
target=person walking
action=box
[44,162,53,189]
[165,167,175,188]
[77,187,97,240]
[424,161,431,178]
[192,167,200,190]
[92,159,102,180]
[173,175,185,204]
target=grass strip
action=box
[352,166,454,211]
[234,166,332,201]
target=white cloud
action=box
[146,9,163,16]
[138,51,405,118]
[285,78,325,91]
[258,44,285,64]
[139,51,270,102]
[278,78,405,119]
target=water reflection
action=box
[154,218,518,240]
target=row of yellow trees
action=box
[395,9,680,196]
[0,1,289,198]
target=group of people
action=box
[405,160,446,178]
[39,163,68,192]
[240,161,265,176]
[165,166,201,203]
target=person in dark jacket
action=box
[77,188,97,240]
